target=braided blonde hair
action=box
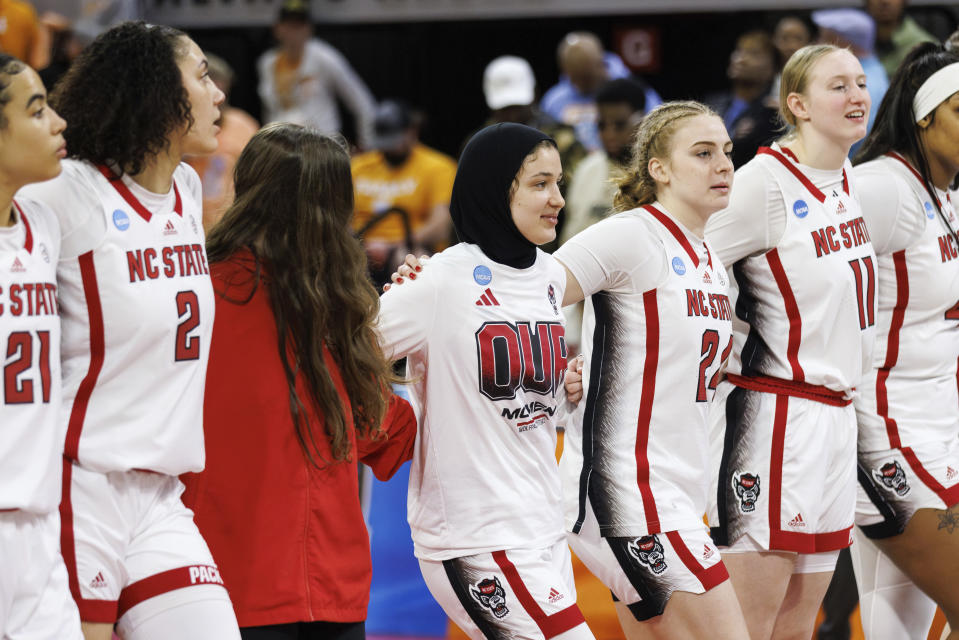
[613,100,718,212]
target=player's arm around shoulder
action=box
[853,161,919,255]
[376,252,442,361]
[357,392,417,480]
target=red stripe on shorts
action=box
[117,564,226,619]
[876,251,909,449]
[63,252,105,461]
[636,289,661,532]
[766,249,805,382]
[664,531,729,591]
[59,459,120,623]
[491,550,585,638]
[901,447,959,507]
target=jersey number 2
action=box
[3,330,51,404]
[697,330,733,402]
[175,290,201,361]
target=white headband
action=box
[913,62,959,122]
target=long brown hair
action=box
[207,123,392,464]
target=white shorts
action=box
[0,510,82,639]
[722,533,840,574]
[568,506,728,621]
[419,538,591,640]
[708,383,857,553]
[856,437,959,538]
[60,462,227,623]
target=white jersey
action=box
[556,204,733,537]
[378,243,569,561]
[721,146,876,391]
[854,153,959,450]
[0,200,62,513]
[21,160,213,475]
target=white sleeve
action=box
[554,215,669,297]
[854,166,925,255]
[321,44,376,148]
[705,162,786,266]
[376,270,439,360]
[17,162,106,260]
[256,50,280,123]
[176,162,204,204]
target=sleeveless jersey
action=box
[54,162,214,475]
[727,147,877,391]
[0,199,61,512]
[557,205,734,537]
[377,243,569,561]
[855,154,959,450]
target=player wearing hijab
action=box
[555,101,749,639]
[703,44,876,640]
[377,123,593,640]
[0,52,82,640]
[850,43,959,640]
[19,22,239,640]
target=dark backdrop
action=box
[188,6,958,158]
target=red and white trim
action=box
[636,289,661,533]
[664,531,729,591]
[760,146,849,198]
[643,204,700,267]
[766,395,853,552]
[97,164,182,222]
[877,251,909,450]
[765,249,805,382]
[117,564,226,619]
[491,550,586,638]
[64,252,105,461]
[12,200,33,253]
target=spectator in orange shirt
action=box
[351,99,456,284]
[186,52,259,231]
[0,0,45,68]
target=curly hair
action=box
[0,54,26,130]
[206,124,394,464]
[613,100,717,211]
[51,21,192,175]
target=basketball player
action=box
[850,43,959,640]
[0,53,82,639]
[377,123,594,640]
[19,22,240,639]
[552,101,748,639]
[703,44,876,640]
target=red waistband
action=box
[726,373,853,407]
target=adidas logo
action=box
[89,571,107,589]
[947,466,957,481]
[702,271,712,284]
[10,257,25,273]
[547,587,564,603]
[703,545,714,559]
[163,219,177,236]
[836,201,847,215]
[788,513,806,527]
[475,287,500,306]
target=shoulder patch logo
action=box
[672,256,686,276]
[112,209,130,231]
[925,201,935,220]
[793,199,809,219]
[471,576,509,618]
[473,265,492,285]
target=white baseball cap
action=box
[483,56,536,110]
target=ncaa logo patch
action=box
[671,256,686,276]
[925,202,935,219]
[112,209,130,231]
[792,199,809,219]
[473,265,492,286]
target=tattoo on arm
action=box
[937,506,959,533]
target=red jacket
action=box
[181,251,415,626]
